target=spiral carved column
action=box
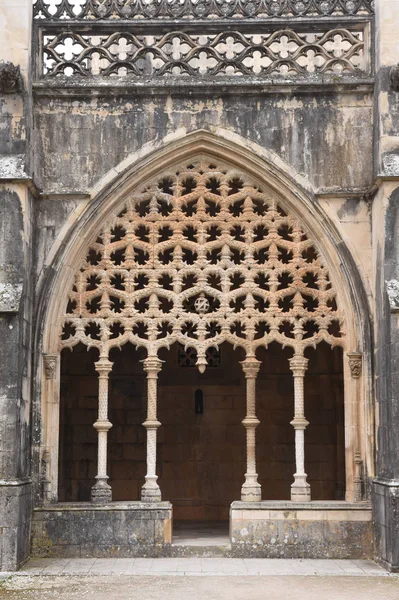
[91,357,113,504]
[241,357,262,502]
[141,356,163,502]
[289,355,311,502]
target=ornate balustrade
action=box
[32,0,374,89]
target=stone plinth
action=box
[373,480,399,572]
[31,502,172,558]
[230,501,373,559]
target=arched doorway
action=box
[56,157,346,514]
[34,133,374,556]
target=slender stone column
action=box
[141,356,163,502]
[289,355,311,501]
[348,352,363,501]
[91,357,113,504]
[240,357,262,502]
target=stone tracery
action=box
[60,160,345,368]
[60,159,347,504]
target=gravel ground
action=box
[1,575,399,600]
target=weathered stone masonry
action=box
[0,0,398,571]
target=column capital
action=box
[143,356,163,375]
[43,354,58,380]
[240,357,261,378]
[289,355,309,376]
[347,352,362,379]
[95,357,113,374]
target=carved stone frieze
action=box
[0,62,22,94]
[41,27,367,79]
[33,0,374,20]
[60,160,345,371]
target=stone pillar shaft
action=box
[289,355,311,502]
[91,357,113,504]
[141,357,163,502]
[241,357,261,502]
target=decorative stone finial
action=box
[43,354,58,380]
[0,62,22,94]
[347,352,362,379]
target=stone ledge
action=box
[0,479,32,488]
[34,501,172,512]
[231,500,372,510]
[32,79,375,98]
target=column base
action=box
[141,476,162,503]
[291,475,311,502]
[241,479,262,502]
[91,479,112,504]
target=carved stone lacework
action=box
[33,0,374,20]
[60,160,345,371]
[178,344,221,367]
[41,28,366,78]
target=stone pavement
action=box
[1,560,398,600]
[5,558,392,577]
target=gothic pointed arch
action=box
[60,158,345,369]
[36,129,372,504]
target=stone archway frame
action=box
[35,128,373,504]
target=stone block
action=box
[31,504,172,558]
[230,504,373,558]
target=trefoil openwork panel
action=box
[41,28,367,78]
[60,161,345,371]
[33,0,374,21]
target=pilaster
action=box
[373,0,399,572]
[0,0,34,572]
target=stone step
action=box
[169,544,233,558]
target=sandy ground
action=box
[1,575,399,600]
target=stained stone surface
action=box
[31,504,173,558]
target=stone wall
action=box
[32,503,172,558]
[32,93,373,197]
[230,502,373,559]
